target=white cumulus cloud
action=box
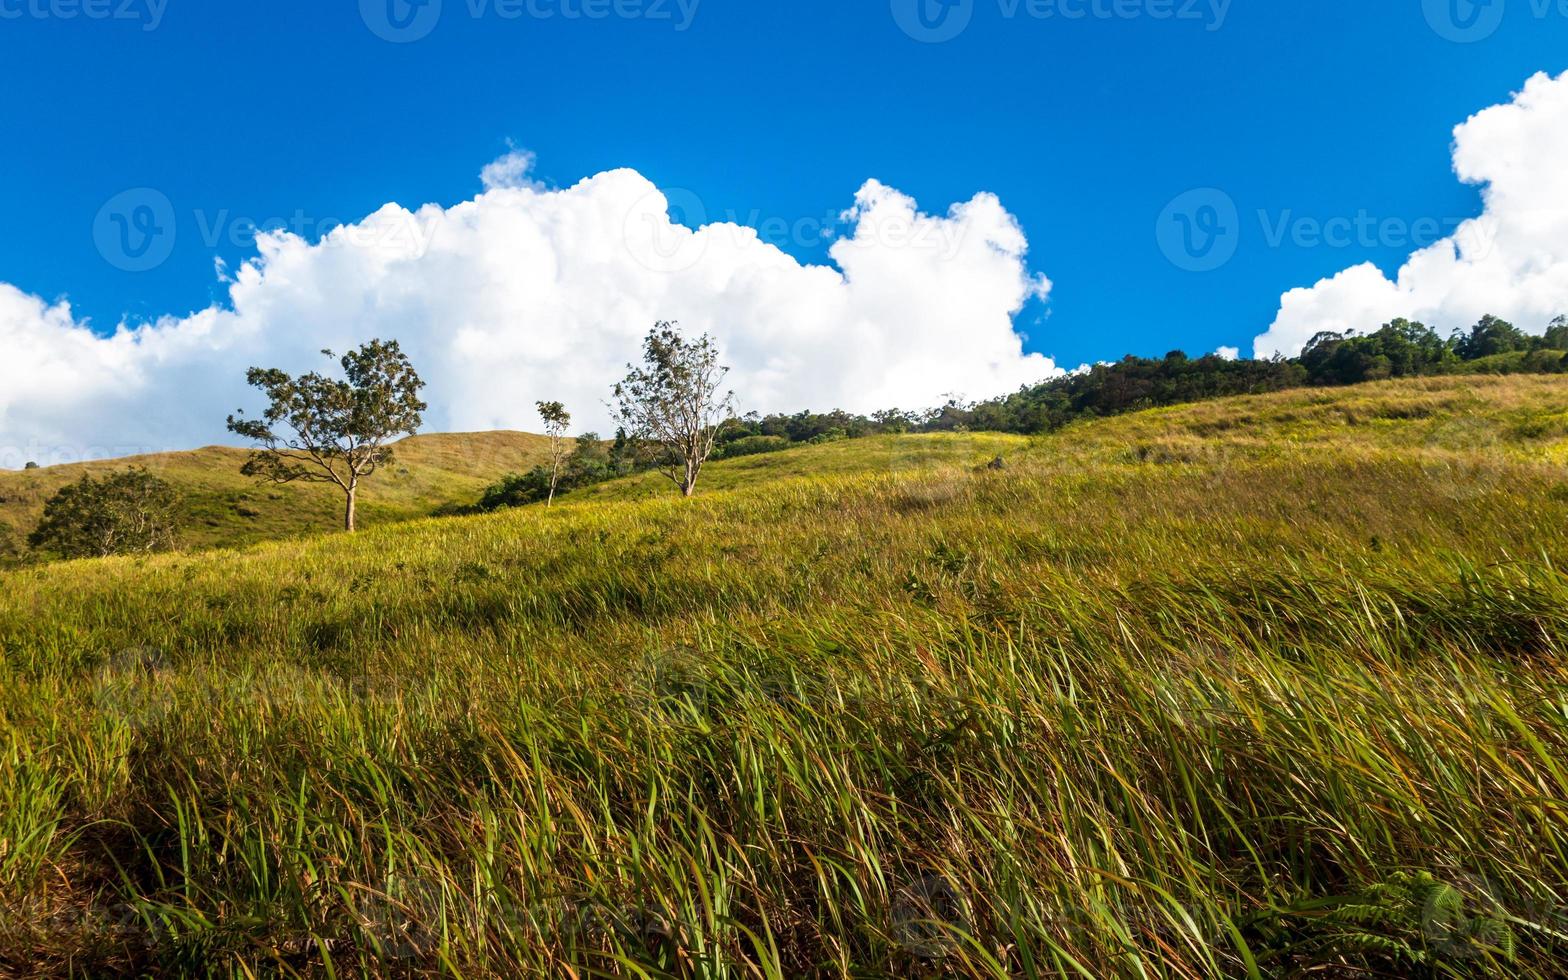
[0,164,1059,467]
[480,148,545,192]
[1253,69,1568,357]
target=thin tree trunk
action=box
[345,484,357,532]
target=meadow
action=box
[3,375,1568,977]
[0,431,554,557]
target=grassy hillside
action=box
[0,431,554,556]
[3,376,1568,976]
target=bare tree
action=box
[536,400,572,506]
[611,322,735,498]
[227,340,427,532]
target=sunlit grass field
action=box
[4,376,1568,977]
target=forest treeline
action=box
[731,314,1568,440]
[471,313,1568,509]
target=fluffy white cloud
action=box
[480,148,545,192]
[1254,69,1568,357]
[0,165,1058,466]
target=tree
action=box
[28,468,180,559]
[611,322,735,498]
[1542,316,1568,352]
[536,400,572,507]
[1370,318,1454,375]
[1299,320,1456,385]
[227,340,427,532]
[565,432,616,485]
[1454,315,1528,360]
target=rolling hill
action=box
[0,430,555,557]
[3,375,1568,977]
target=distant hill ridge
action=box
[0,430,553,556]
[6,373,1568,562]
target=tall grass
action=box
[2,376,1568,976]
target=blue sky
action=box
[0,0,1565,404]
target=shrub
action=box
[715,435,792,460]
[28,468,181,559]
[475,468,553,512]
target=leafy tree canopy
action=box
[612,323,734,497]
[227,339,427,531]
[28,468,181,560]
